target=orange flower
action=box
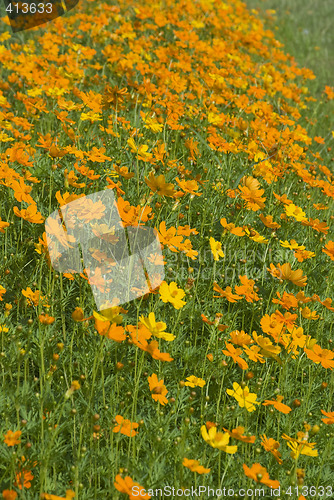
[176,177,202,196]
[222,426,256,443]
[0,285,6,301]
[321,409,334,425]
[4,430,21,446]
[260,435,283,464]
[13,204,45,224]
[253,332,281,361]
[229,330,253,346]
[243,345,265,363]
[41,490,75,500]
[145,172,176,197]
[71,307,84,321]
[116,197,153,227]
[114,165,134,179]
[262,395,292,414]
[301,217,329,234]
[220,218,245,236]
[267,263,307,287]
[222,342,248,370]
[157,221,184,252]
[259,214,281,229]
[14,470,34,490]
[238,176,266,211]
[243,463,279,488]
[234,275,259,303]
[0,218,10,233]
[113,415,139,437]
[148,373,168,405]
[322,241,334,260]
[272,291,299,310]
[304,344,334,369]
[38,313,55,325]
[182,458,210,474]
[213,282,242,302]
[114,475,151,499]
[2,491,17,500]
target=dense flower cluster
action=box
[0,0,333,497]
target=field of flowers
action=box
[1,0,334,498]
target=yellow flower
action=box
[201,425,238,453]
[65,380,81,399]
[142,115,163,133]
[185,376,206,388]
[209,237,225,261]
[159,281,186,309]
[252,332,282,361]
[244,227,268,243]
[139,312,175,341]
[93,306,126,324]
[226,382,260,412]
[279,239,303,250]
[127,138,153,161]
[80,112,102,122]
[145,172,176,197]
[301,307,319,320]
[282,434,318,459]
[285,204,307,221]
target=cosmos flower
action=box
[226,382,260,412]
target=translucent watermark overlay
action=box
[45,189,165,312]
[3,0,78,32]
[131,485,282,497]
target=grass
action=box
[0,0,334,499]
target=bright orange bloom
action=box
[148,373,168,405]
[4,430,21,446]
[213,282,242,302]
[13,204,45,224]
[322,241,334,260]
[243,345,265,363]
[176,177,202,196]
[272,291,299,310]
[261,435,283,464]
[157,221,184,252]
[267,263,307,287]
[238,176,266,211]
[262,395,292,414]
[259,214,281,229]
[304,344,334,369]
[253,332,281,361]
[321,409,334,425]
[182,458,210,474]
[0,218,10,233]
[145,173,176,197]
[14,470,34,490]
[301,217,329,234]
[113,415,139,437]
[114,475,151,499]
[223,426,256,443]
[220,218,245,236]
[41,490,75,500]
[38,313,55,325]
[222,342,248,370]
[229,330,253,346]
[234,275,259,303]
[243,463,280,488]
[116,197,153,227]
[2,491,18,500]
